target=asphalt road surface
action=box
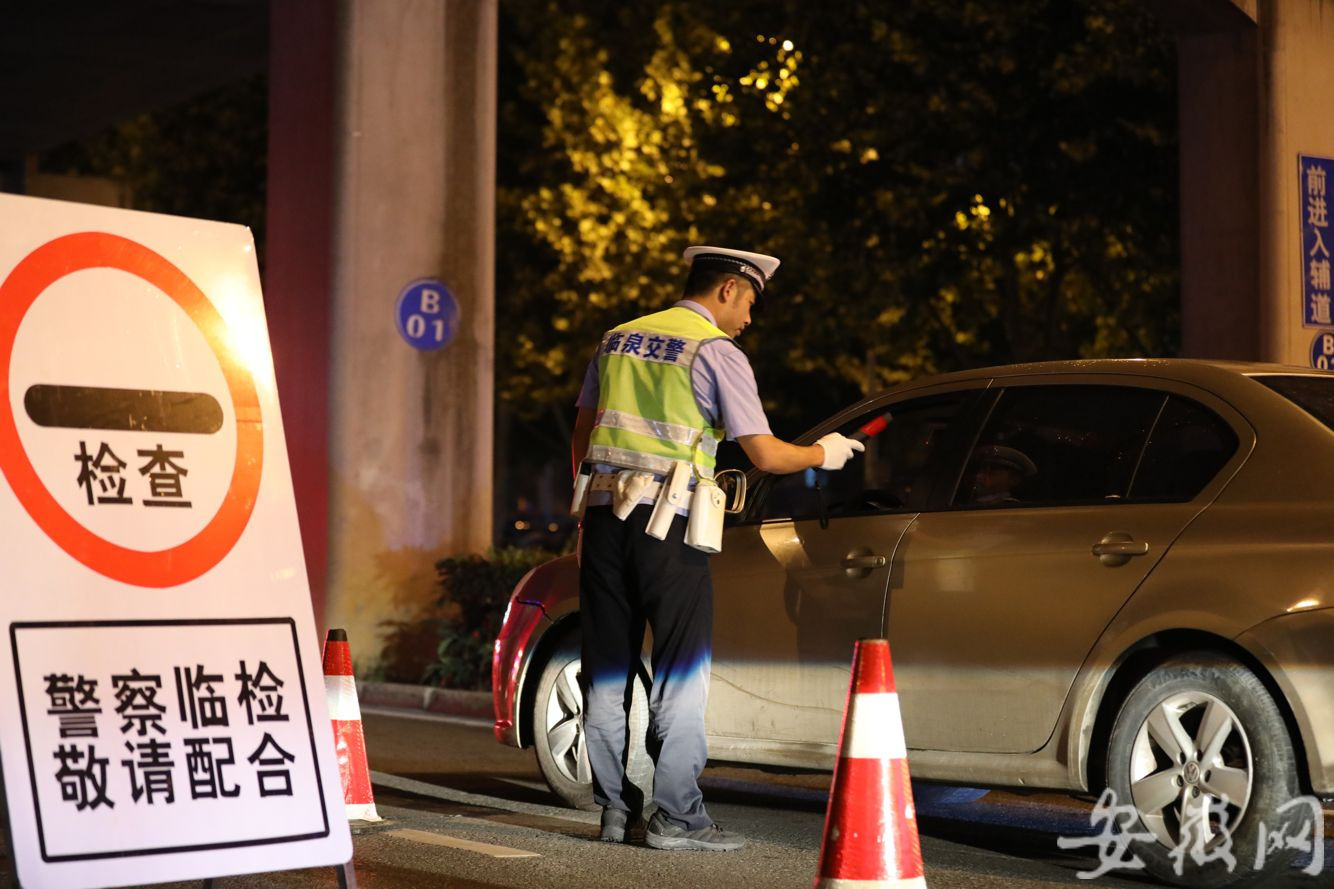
[7,707,1331,889]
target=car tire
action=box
[1105,653,1305,888]
[531,634,654,813]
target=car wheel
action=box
[531,634,654,812]
[1105,653,1304,888]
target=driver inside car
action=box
[966,444,1037,506]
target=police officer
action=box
[570,246,864,851]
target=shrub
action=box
[380,547,556,690]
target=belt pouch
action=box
[570,465,592,518]
[684,478,725,553]
[612,470,655,520]
[646,461,691,540]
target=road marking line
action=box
[493,777,553,793]
[384,828,540,859]
[370,770,596,826]
[361,705,490,728]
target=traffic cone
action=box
[322,628,382,822]
[814,638,926,889]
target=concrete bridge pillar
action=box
[268,0,497,663]
[1169,0,1334,366]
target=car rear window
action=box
[1253,375,1334,431]
[1128,396,1238,502]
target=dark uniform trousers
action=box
[579,503,714,830]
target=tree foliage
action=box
[497,0,1179,437]
[39,76,268,264]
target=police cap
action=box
[976,444,1037,477]
[683,245,780,298]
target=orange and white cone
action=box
[814,638,926,889]
[323,628,381,822]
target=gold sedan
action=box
[493,359,1334,887]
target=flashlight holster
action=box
[570,464,592,518]
[646,461,691,540]
[684,477,726,553]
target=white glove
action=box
[816,432,865,471]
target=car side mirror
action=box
[716,468,748,515]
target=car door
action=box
[706,386,984,761]
[889,378,1241,755]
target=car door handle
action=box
[1091,542,1149,556]
[1091,532,1149,567]
[841,552,887,571]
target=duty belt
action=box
[588,471,663,500]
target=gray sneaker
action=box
[600,807,629,843]
[645,812,746,851]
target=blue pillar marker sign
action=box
[396,279,459,351]
[1311,331,1334,370]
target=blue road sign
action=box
[1311,331,1334,370]
[1300,155,1334,328]
[395,279,459,351]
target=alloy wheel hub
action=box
[1127,690,1253,850]
[545,659,590,784]
[1182,761,1200,785]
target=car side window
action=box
[953,385,1164,508]
[752,391,973,522]
[1128,396,1238,502]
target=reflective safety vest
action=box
[587,306,728,478]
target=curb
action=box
[357,680,492,721]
